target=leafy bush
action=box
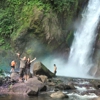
[0,0,79,49]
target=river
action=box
[0,76,99,100]
[0,92,98,100]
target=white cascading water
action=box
[63,0,100,77]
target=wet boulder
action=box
[47,78,63,86]
[10,83,39,96]
[90,80,100,89]
[50,91,69,99]
[55,83,75,91]
[10,76,47,96]
[10,83,29,94]
[25,76,47,92]
[67,82,75,89]
[33,62,55,78]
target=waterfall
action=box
[64,0,100,77]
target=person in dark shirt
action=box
[24,57,36,82]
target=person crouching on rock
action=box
[16,53,27,82]
[24,57,36,82]
[54,64,57,75]
[10,60,16,73]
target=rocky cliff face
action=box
[11,0,89,56]
[89,26,100,77]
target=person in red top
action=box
[10,60,16,72]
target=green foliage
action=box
[0,38,5,46]
[0,69,5,77]
[0,9,14,38]
[0,69,4,74]
[26,49,33,55]
[0,0,78,38]
[0,0,79,50]
[66,31,74,47]
[2,42,11,50]
[41,0,78,12]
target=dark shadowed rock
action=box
[47,78,63,87]
[40,85,47,92]
[50,91,69,99]
[33,62,55,78]
[55,83,75,91]
[10,83,39,96]
[90,80,100,89]
[0,77,3,86]
[26,84,40,96]
[67,82,75,89]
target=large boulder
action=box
[50,91,68,99]
[33,62,55,78]
[55,83,75,91]
[10,76,47,96]
[9,83,34,94]
[10,83,38,96]
[25,76,47,92]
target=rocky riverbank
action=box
[0,62,100,99]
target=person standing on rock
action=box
[24,57,36,82]
[54,64,57,75]
[16,53,27,82]
[10,60,16,73]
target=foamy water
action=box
[57,0,100,77]
[68,93,98,100]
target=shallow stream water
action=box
[0,76,99,100]
[0,93,98,100]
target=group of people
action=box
[10,53,57,82]
[10,53,36,82]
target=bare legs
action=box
[24,75,29,81]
